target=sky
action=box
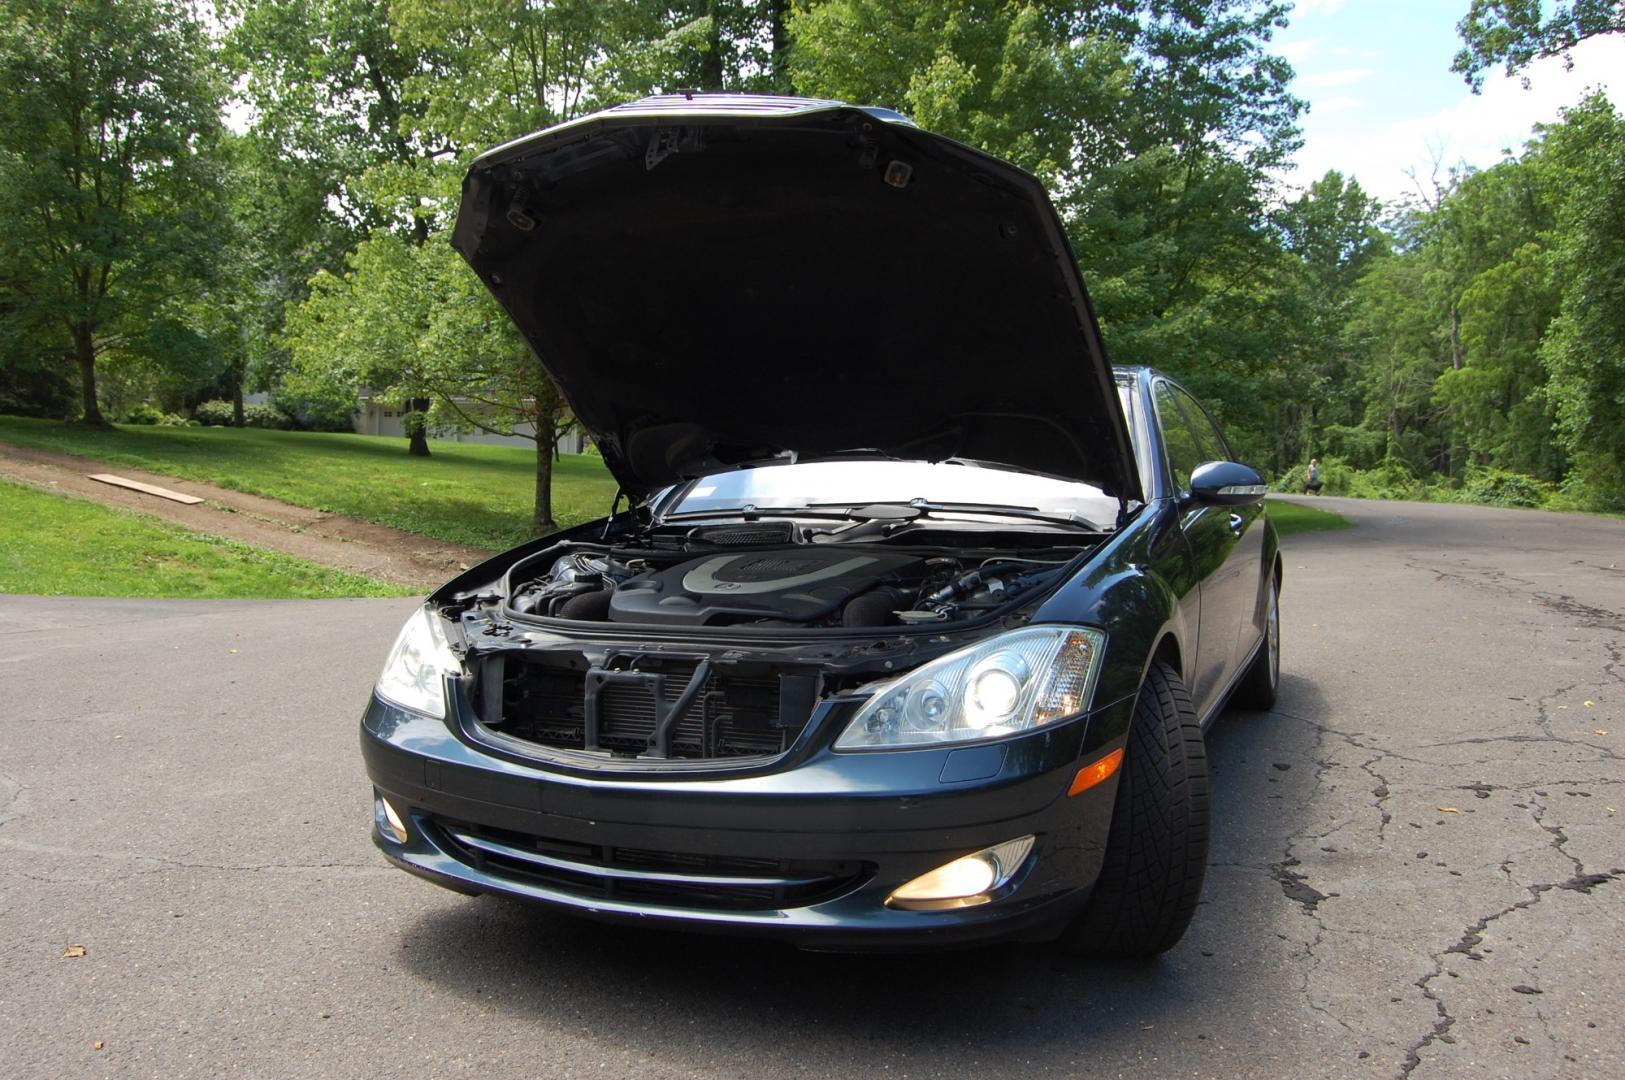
[1272,0,1625,203]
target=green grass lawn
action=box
[1267,498,1351,537]
[0,417,621,551]
[0,479,414,598]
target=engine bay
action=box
[503,527,1094,631]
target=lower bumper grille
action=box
[493,653,820,761]
[428,818,869,911]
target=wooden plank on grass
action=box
[88,473,204,505]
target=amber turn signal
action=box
[1068,747,1124,796]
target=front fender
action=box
[1029,502,1194,756]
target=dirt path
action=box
[0,441,492,589]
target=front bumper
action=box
[361,693,1131,951]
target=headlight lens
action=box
[374,606,460,719]
[835,626,1106,749]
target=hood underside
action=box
[451,94,1140,503]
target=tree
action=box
[0,0,224,425]
[225,0,451,451]
[1453,0,1625,90]
[282,232,572,531]
[1536,93,1625,505]
[1267,171,1387,466]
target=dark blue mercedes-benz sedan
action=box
[360,94,1281,957]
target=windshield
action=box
[662,383,1138,522]
[663,460,1118,520]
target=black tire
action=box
[1232,571,1280,710]
[1063,662,1209,959]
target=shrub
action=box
[1273,456,1432,501]
[1456,467,1555,509]
[116,402,166,425]
[193,399,235,426]
[1345,459,1428,501]
[242,402,294,430]
[156,412,192,427]
[193,400,295,429]
[272,389,356,432]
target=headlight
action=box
[374,605,461,719]
[835,626,1106,750]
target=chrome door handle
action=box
[1228,513,1245,534]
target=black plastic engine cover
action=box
[608,549,923,626]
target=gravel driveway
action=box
[2,497,1620,1079]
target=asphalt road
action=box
[3,497,1621,1080]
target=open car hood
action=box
[451,94,1140,504]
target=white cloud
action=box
[1293,0,1348,14]
[1297,67,1376,89]
[1313,96,1364,113]
[1285,35,1625,202]
[1277,37,1320,65]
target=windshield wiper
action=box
[658,504,868,523]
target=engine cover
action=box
[608,549,922,626]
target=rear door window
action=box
[1171,386,1233,462]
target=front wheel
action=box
[1062,661,1209,960]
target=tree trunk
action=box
[533,416,557,534]
[701,0,726,90]
[232,376,245,428]
[407,397,431,456]
[74,322,107,426]
[769,0,790,90]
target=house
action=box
[353,393,586,453]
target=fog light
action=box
[887,836,1035,910]
[376,794,409,844]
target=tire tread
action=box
[1065,662,1209,959]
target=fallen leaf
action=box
[1436,806,1461,813]
[1557,705,1568,710]
[1606,806,1616,814]
[1597,729,1610,737]
[1511,984,1542,995]
[228,648,238,654]
[1585,700,1596,708]
[93,1042,104,1051]
[62,945,86,958]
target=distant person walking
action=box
[1305,458,1323,495]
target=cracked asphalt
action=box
[2,496,1621,1079]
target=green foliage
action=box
[1273,457,1431,501]
[0,478,411,598]
[193,399,294,429]
[116,403,168,426]
[1265,500,1352,537]
[1535,94,1625,505]
[1453,1,1624,89]
[193,400,236,426]
[0,0,226,424]
[1456,466,1555,508]
[274,387,358,432]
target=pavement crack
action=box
[1271,858,1329,915]
[1401,857,1620,1075]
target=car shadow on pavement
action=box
[392,674,1329,1068]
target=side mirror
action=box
[1188,460,1267,506]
